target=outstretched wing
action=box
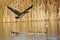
[7,6,21,16]
[22,5,33,13]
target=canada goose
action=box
[7,5,33,19]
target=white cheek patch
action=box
[20,14,24,17]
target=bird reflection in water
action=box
[11,32,20,36]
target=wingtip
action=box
[32,5,33,6]
[7,6,9,8]
[31,5,33,8]
[7,6,8,7]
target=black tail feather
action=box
[15,16,20,19]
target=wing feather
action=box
[22,5,33,13]
[7,6,21,16]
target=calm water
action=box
[0,33,60,40]
[0,22,60,40]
